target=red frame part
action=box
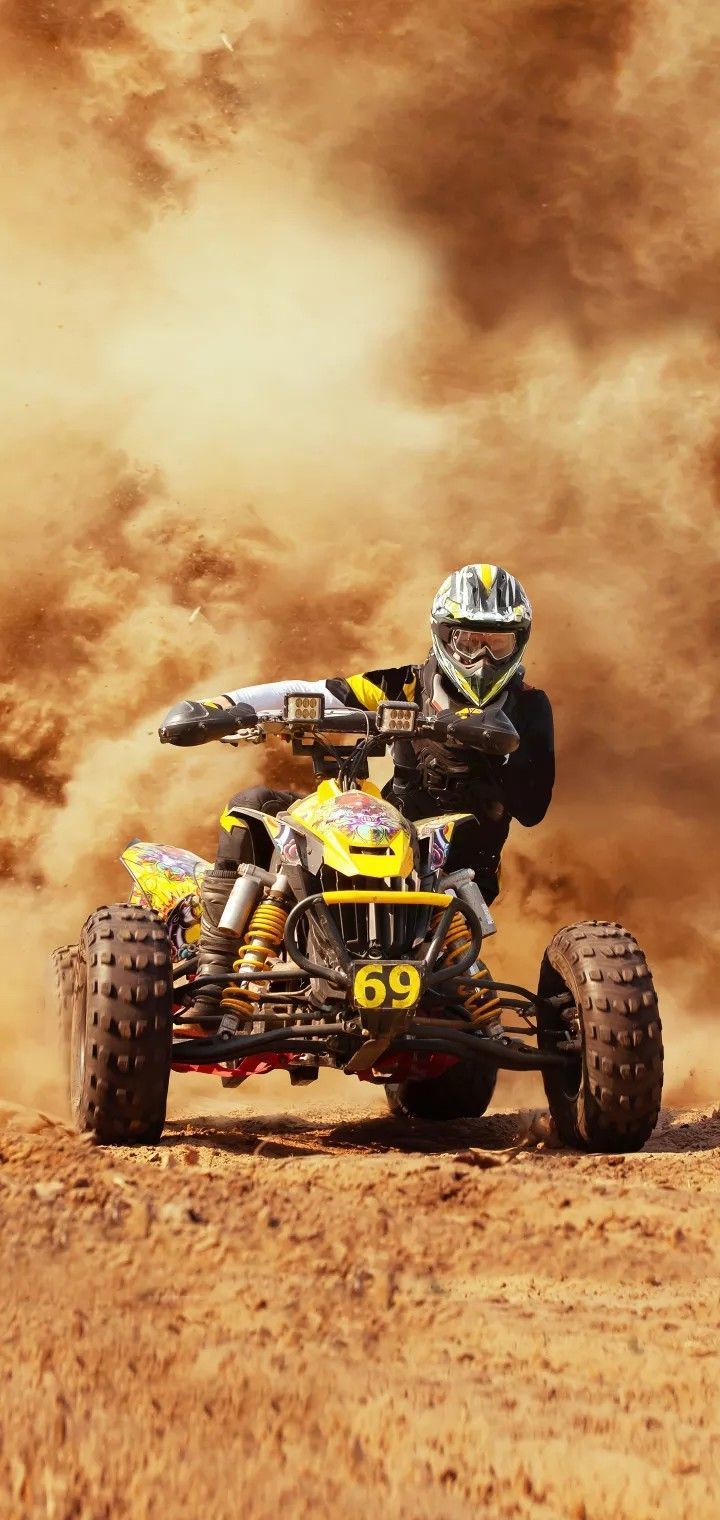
[171,1050,458,1082]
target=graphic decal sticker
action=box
[122,841,212,958]
[294,791,408,846]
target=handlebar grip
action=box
[158,700,258,747]
[445,711,520,757]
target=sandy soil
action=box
[1,1076,718,1520]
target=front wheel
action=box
[386,1060,497,1122]
[70,905,173,1144]
[537,920,663,1152]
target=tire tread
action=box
[538,919,663,1152]
[74,905,172,1144]
[46,945,78,1069]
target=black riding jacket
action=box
[217,657,555,883]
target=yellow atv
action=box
[48,696,663,1150]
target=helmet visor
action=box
[447,628,517,669]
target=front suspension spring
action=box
[220,892,291,1033]
[433,909,502,1026]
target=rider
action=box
[160,563,555,1014]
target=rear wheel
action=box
[537,920,663,1152]
[70,905,173,1144]
[386,1060,497,1122]
[44,945,78,1061]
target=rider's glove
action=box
[438,708,519,758]
[158,700,257,746]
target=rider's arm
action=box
[218,679,347,711]
[499,688,555,826]
[160,668,419,744]
[208,667,418,713]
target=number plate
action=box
[352,961,423,1013]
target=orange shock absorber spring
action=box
[219,887,291,1033]
[432,908,503,1027]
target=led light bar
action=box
[377,700,419,735]
[283,692,326,722]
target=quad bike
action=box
[46,694,663,1151]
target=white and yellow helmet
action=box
[430,563,532,708]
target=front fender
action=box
[120,841,212,957]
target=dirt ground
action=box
[1,1074,718,1520]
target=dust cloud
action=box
[1,0,718,1106]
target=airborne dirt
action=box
[1,1081,718,1520]
[3,0,720,1515]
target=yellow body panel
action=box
[120,841,211,958]
[288,780,414,878]
[324,890,452,907]
[313,777,381,803]
[122,841,210,918]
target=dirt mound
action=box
[1,1089,718,1520]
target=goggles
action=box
[447,627,517,668]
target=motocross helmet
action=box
[430,563,532,708]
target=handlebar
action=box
[158,700,259,747]
[159,697,520,757]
